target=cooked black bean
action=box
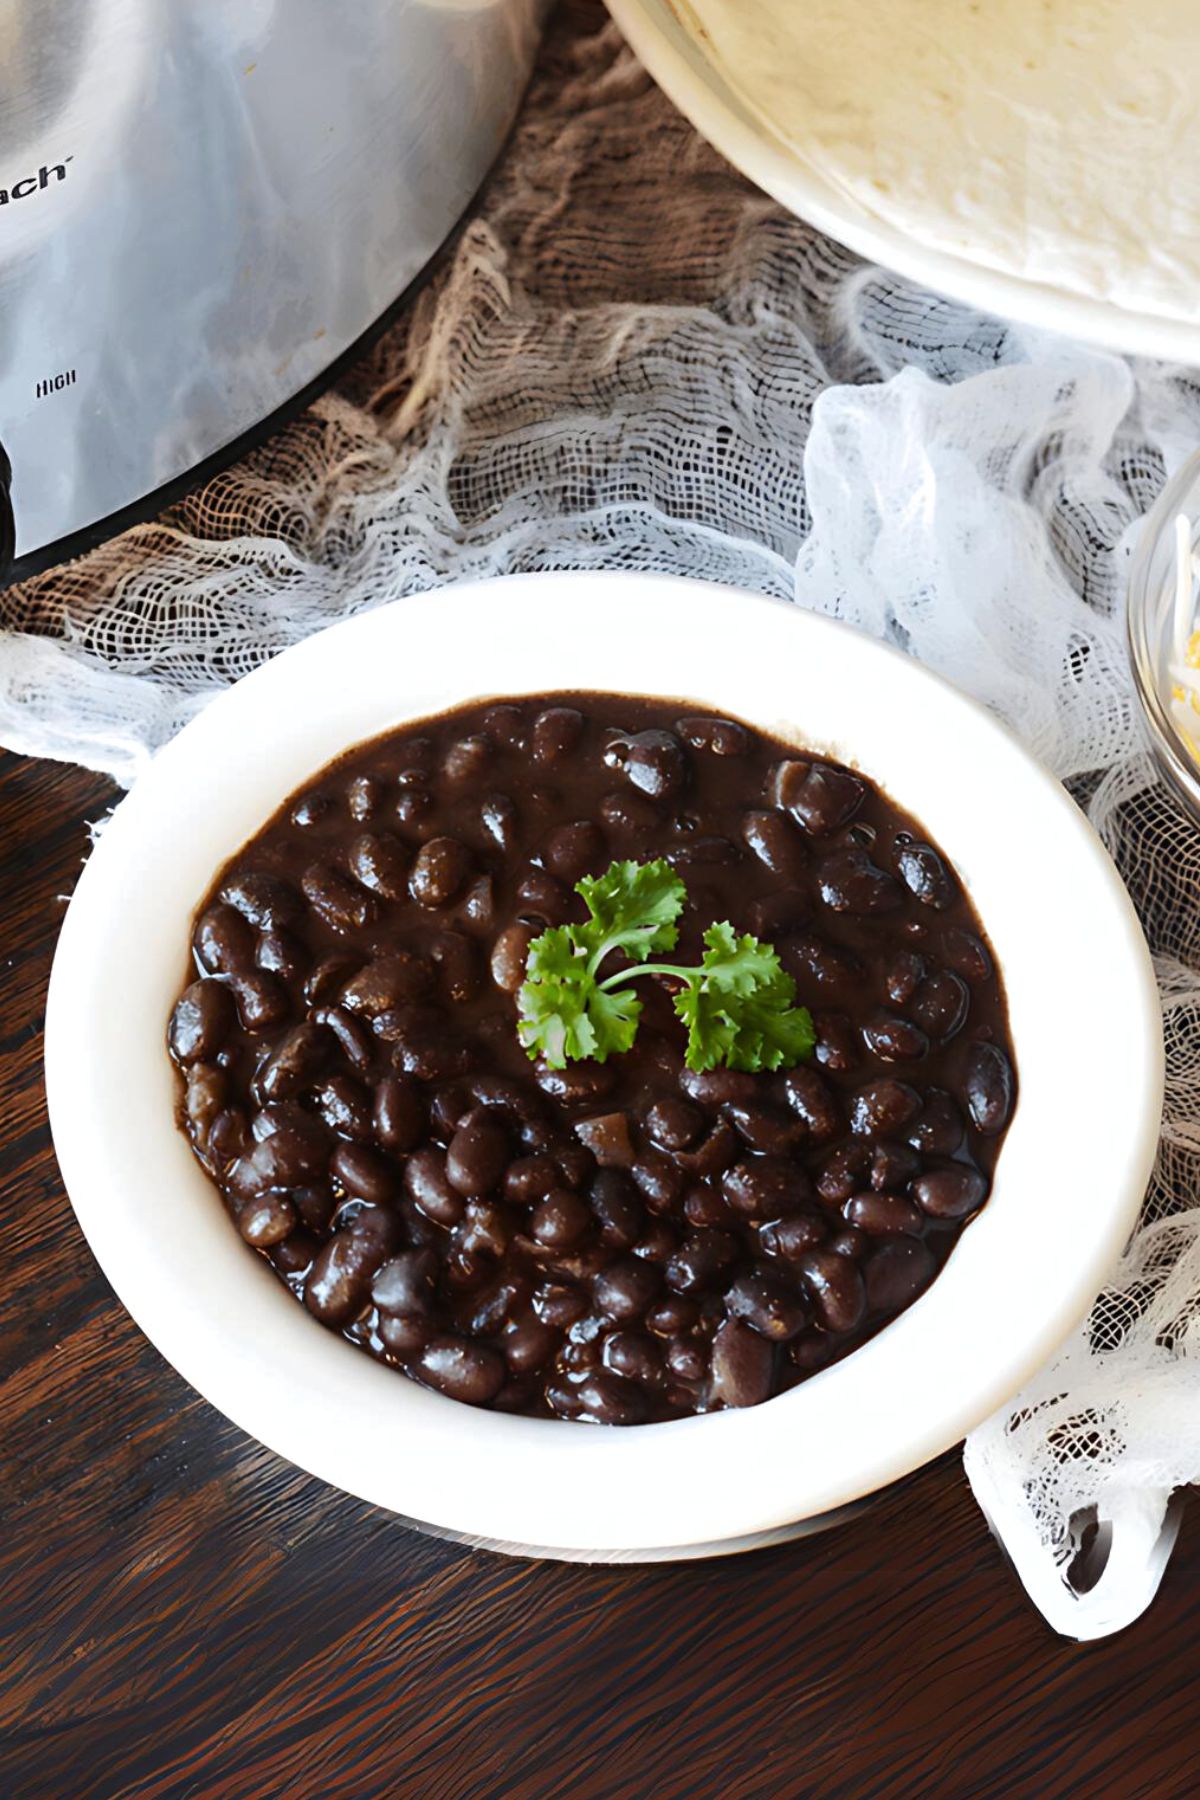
[911,1165,989,1220]
[865,1240,937,1313]
[742,810,808,881]
[897,841,955,910]
[722,1157,813,1219]
[817,848,903,914]
[605,728,686,801]
[490,923,534,994]
[168,980,234,1066]
[531,706,584,765]
[303,862,379,935]
[193,902,256,975]
[797,1250,866,1333]
[220,871,303,931]
[964,1042,1016,1136]
[775,760,865,836]
[671,714,745,756]
[256,929,308,986]
[409,836,472,908]
[347,830,410,901]
[708,1318,773,1409]
[911,969,969,1041]
[172,691,1012,1425]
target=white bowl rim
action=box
[45,571,1163,1553]
[606,0,1200,364]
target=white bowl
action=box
[46,573,1163,1556]
[607,0,1200,364]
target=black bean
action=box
[742,810,808,881]
[219,871,303,931]
[774,760,865,836]
[425,931,478,1005]
[487,923,533,995]
[865,1240,936,1313]
[535,1284,590,1331]
[849,1079,923,1137]
[208,1107,252,1169]
[815,1143,871,1204]
[168,980,234,1066]
[666,1229,737,1294]
[554,1143,595,1190]
[304,952,361,1008]
[644,1097,703,1150]
[669,1119,739,1178]
[341,953,434,1017]
[304,1220,392,1326]
[477,793,517,855]
[291,792,332,829]
[302,862,379,935]
[817,848,903,915]
[964,1043,1016,1136]
[516,866,576,926]
[379,1007,472,1081]
[256,929,307,986]
[230,971,289,1032]
[369,1075,422,1156]
[371,1247,438,1316]
[780,1067,841,1143]
[330,1141,396,1205]
[394,787,434,835]
[409,836,472,909]
[911,1164,989,1220]
[605,728,687,802]
[897,841,955,910]
[446,1116,510,1197]
[547,1370,646,1426]
[682,1184,734,1228]
[237,1192,296,1247]
[722,1157,813,1219]
[862,1011,930,1063]
[782,933,864,993]
[812,1011,860,1073]
[184,1063,227,1144]
[466,1076,552,1150]
[404,1147,465,1227]
[269,1230,320,1278]
[603,1329,661,1384]
[844,1192,925,1236]
[482,704,527,751]
[379,1315,431,1358]
[666,834,742,870]
[312,1004,374,1073]
[416,1336,506,1406]
[708,1318,773,1409]
[502,1316,558,1375]
[574,1111,634,1169]
[870,1140,921,1192]
[346,831,410,901]
[536,1062,616,1108]
[193,903,255,975]
[530,1189,591,1248]
[826,1228,867,1259]
[592,1258,661,1323]
[726,1267,809,1341]
[292,1185,335,1232]
[906,1090,965,1156]
[665,1338,707,1382]
[722,1102,804,1155]
[758,1211,827,1260]
[347,775,384,822]
[455,1200,512,1261]
[678,1067,757,1106]
[647,1296,698,1336]
[503,1154,558,1206]
[797,1249,866,1333]
[588,1170,645,1249]
[883,949,926,1006]
[443,734,492,785]
[531,706,584,765]
[542,820,607,884]
[313,1073,374,1142]
[598,789,661,836]
[631,1151,685,1211]
[911,969,970,1042]
[676,715,749,756]
[942,927,993,984]
[458,875,496,935]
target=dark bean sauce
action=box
[169,694,1016,1424]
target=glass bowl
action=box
[1127,449,1200,823]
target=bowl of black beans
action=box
[46,573,1163,1557]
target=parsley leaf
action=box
[516,858,815,1074]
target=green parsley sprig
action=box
[516,858,815,1074]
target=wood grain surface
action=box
[0,748,1197,1800]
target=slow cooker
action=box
[0,0,548,585]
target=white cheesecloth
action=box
[2,6,1196,1637]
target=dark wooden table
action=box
[1,750,1197,1800]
